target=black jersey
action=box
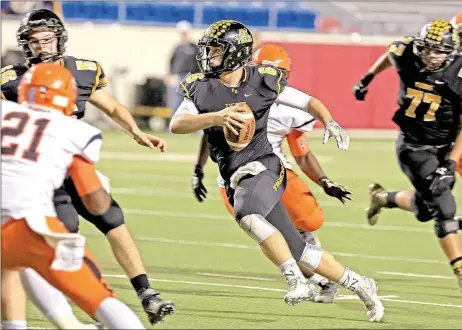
[1,56,108,119]
[176,65,287,181]
[387,37,462,145]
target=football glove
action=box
[353,72,375,101]
[320,177,352,205]
[322,120,350,150]
[429,160,456,196]
[191,164,207,202]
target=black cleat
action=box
[366,183,387,226]
[138,288,175,325]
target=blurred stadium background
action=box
[2,1,462,329]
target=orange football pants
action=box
[220,169,324,232]
[1,217,115,318]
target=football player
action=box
[1,9,174,327]
[353,20,462,292]
[170,20,384,322]
[2,63,145,329]
[191,44,353,304]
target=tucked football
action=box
[224,102,256,152]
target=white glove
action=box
[322,120,350,150]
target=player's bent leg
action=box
[1,270,27,330]
[20,268,98,329]
[280,170,324,232]
[64,176,175,324]
[219,187,234,215]
[233,169,316,306]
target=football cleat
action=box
[284,278,317,306]
[313,282,340,304]
[366,183,387,226]
[138,288,176,325]
[356,277,385,322]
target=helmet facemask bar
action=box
[18,19,67,64]
[197,39,234,78]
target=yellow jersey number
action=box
[404,88,441,122]
[1,70,17,85]
[76,60,97,71]
[388,37,414,57]
[258,67,277,76]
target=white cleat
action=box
[356,277,385,322]
[284,278,317,306]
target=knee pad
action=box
[239,214,278,244]
[299,243,323,271]
[434,218,459,238]
[96,200,125,235]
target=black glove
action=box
[191,164,207,202]
[353,72,375,101]
[320,177,352,205]
[429,160,456,196]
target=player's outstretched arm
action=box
[353,52,392,101]
[89,89,166,152]
[191,135,210,202]
[288,132,352,204]
[450,115,462,163]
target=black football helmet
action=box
[413,20,460,72]
[197,20,253,78]
[17,9,68,64]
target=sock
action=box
[95,297,145,329]
[20,268,86,329]
[279,258,304,282]
[130,273,150,292]
[338,267,362,292]
[450,257,462,276]
[386,191,398,208]
[307,273,329,287]
[1,321,27,330]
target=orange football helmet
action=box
[252,44,292,79]
[18,63,77,116]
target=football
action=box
[224,102,256,151]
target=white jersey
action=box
[217,102,315,188]
[1,100,102,223]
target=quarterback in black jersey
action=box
[1,9,174,327]
[353,20,462,291]
[171,20,385,321]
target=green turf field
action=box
[27,131,462,329]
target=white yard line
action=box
[380,298,462,308]
[121,207,433,234]
[197,272,277,282]
[377,271,454,280]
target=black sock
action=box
[450,257,462,276]
[131,274,150,292]
[386,191,399,208]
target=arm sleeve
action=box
[66,119,103,163]
[92,61,108,93]
[275,86,312,111]
[68,155,103,196]
[170,98,199,120]
[287,130,310,157]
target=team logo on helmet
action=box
[237,28,253,44]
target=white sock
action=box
[279,258,305,282]
[308,273,329,287]
[20,268,86,329]
[95,297,145,329]
[1,320,27,330]
[338,267,362,292]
